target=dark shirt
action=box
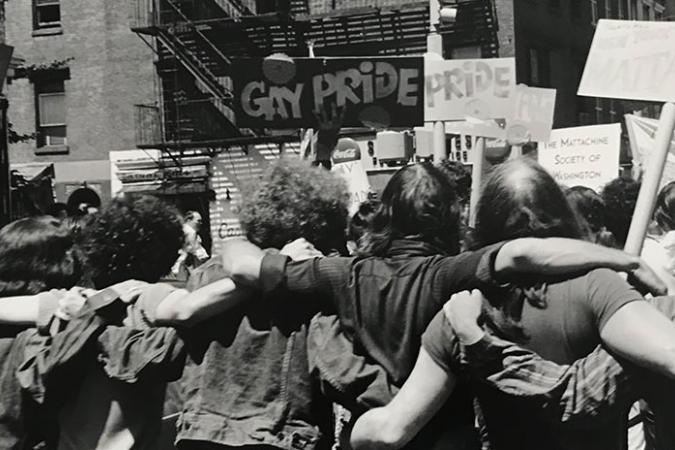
[260,239,504,450]
[423,268,643,450]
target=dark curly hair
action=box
[653,181,675,235]
[475,158,584,342]
[601,177,641,247]
[565,185,616,247]
[77,196,184,288]
[358,163,460,257]
[238,158,349,255]
[0,216,81,296]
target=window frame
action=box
[33,0,61,30]
[34,78,67,148]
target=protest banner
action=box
[232,56,424,129]
[537,123,621,192]
[508,84,556,142]
[578,20,675,254]
[425,57,516,122]
[331,138,371,215]
[578,20,675,103]
[625,114,675,188]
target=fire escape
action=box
[129,0,499,157]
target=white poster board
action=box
[508,84,556,142]
[537,123,621,192]
[578,19,675,102]
[625,114,675,188]
[332,138,371,215]
[425,57,516,122]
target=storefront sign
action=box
[233,56,424,128]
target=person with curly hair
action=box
[565,186,617,247]
[5,196,257,450]
[222,159,653,450]
[176,158,396,450]
[602,177,642,247]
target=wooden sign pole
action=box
[624,102,675,255]
[469,137,485,228]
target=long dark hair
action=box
[358,163,460,256]
[475,158,584,246]
[0,216,81,296]
[475,158,585,342]
[653,181,675,234]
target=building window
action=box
[36,79,66,147]
[591,0,598,24]
[33,0,61,30]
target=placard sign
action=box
[232,57,424,128]
[625,114,675,189]
[331,138,371,215]
[425,57,516,121]
[578,19,675,102]
[508,84,556,142]
[538,124,621,192]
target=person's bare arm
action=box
[0,296,39,325]
[494,238,665,296]
[153,278,252,328]
[601,301,675,379]
[350,349,456,450]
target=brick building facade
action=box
[5,0,156,207]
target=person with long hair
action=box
[222,161,655,449]
[0,217,84,449]
[350,158,675,450]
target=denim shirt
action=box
[177,258,334,450]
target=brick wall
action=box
[5,0,155,166]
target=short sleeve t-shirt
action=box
[422,268,644,450]
[423,268,643,370]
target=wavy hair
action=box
[653,181,675,235]
[238,158,350,255]
[358,163,460,257]
[565,185,616,247]
[601,177,641,247]
[0,216,81,296]
[474,158,585,342]
[77,196,184,288]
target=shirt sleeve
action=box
[433,243,508,301]
[421,310,459,375]
[585,268,644,332]
[259,254,352,312]
[128,283,178,326]
[461,333,637,427]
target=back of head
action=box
[475,158,584,247]
[238,158,349,255]
[565,185,616,247]
[0,216,81,295]
[601,177,641,246]
[77,196,184,288]
[653,181,675,234]
[360,162,460,256]
[438,160,472,206]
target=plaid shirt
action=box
[460,295,675,448]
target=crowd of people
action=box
[3,135,675,450]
